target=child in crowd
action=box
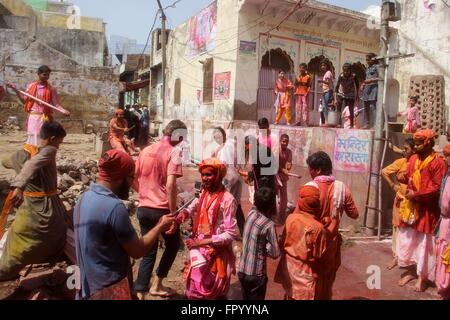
[294,63,312,127]
[397,96,421,134]
[342,105,363,129]
[238,187,280,300]
[276,134,293,223]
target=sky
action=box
[70,0,381,44]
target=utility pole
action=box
[156,0,167,121]
[365,1,413,238]
[365,0,391,237]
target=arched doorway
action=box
[257,48,294,123]
[306,55,335,125]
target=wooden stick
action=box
[18,89,70,115]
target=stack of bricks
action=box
[409,75,446,136]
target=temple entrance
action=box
[257,48,294,123]
[307,55,335,126]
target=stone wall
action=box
[0,28,119,132]
[36,27,107,67]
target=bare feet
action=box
[149,286,176,298]
[149,280,176,298]
[136,292,146,300]
[414,278,429,292]
[398,273,417,287]
[387,258,398,270]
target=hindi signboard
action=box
[334,130,372,173]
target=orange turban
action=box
[98,150,135,182]
[444,145,450,156]
[414,129,435,144]
[199,158,227,187]
[297,185,321,216]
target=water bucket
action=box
[189,248,207,269]
[327,111,340,127]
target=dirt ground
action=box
[0,131,443,300]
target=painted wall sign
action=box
[214,72,231,99]
[334,129,372,173]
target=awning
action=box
[120,79,150,92]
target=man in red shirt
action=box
[397,129,447,292]
[133,120,187,299]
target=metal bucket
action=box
[327,111,340,127]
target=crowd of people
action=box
[273,53,421,133]
[0,64,449,301]
[108,104,150,155]
[382,130,450,298]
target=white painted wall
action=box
[392,0,450,130]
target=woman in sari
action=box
[176,158,238,299]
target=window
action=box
[203,58,214,103]
[174,78,181,105]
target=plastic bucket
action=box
[327,111,340,127]
[189,248,207,269]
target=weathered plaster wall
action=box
[0,29,119,131]
[36,27,107,67]
[392,0,450,130]
[165,0,239,126]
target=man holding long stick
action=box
[6,65,70,152]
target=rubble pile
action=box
[56,155,138,214]
[0,117,21,133]
[0,262,76,300]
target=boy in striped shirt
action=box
[238,187,280,300]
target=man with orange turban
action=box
[434,144,450,299]
[176,158,238,299]
[275,185,340,300]
[108,108,138,155]
[397,129,447,292]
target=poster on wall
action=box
[239,40,257,56]
[214,72,231,100]
[305,43,339,70]
[334,130,372,173]
[185,2,217,58]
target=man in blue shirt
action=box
[74,150,174,300]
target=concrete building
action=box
[388,0,450,135]
[157,0,382,229]
[0,0,119,132]
[164,0,379,148]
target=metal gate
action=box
[257,68,295,123]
